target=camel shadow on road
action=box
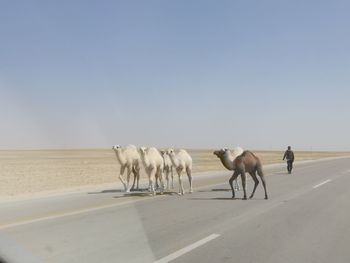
[198,188,232,193]
[88,188,153,195]
[88,188,179,199]
[188,197,268,201]
[88,189,126,194]
[188,197,240,201]
[112,191,178,199]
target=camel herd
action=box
[112,145,268,199]
[112,145,193,196]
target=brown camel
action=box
[213,149,268,200]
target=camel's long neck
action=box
[114,150,126,165]
[142,153,150,168]
[170,155,179,168]
[220,154,235,171]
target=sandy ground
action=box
[0,149,349,198]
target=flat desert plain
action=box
[0,149,349,198]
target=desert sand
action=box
[0,149,349,198]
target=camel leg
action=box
[165,168,170,190]
[147,168,152,191]
[125,167,132,193]
[155,174,159,190]
[130,166,137,191]
[241,171,247,200]
[177,167,185,195]
[119,165,127,191]
[234,179,240,191]
[257,167,268,199]
[149,167,156,196]
[135,166,140,190]
[229,171,240,199]
[186,167,193,193]
[171,167,174,189]
[249,171,259,199]
[157,169,165,194]
[155,169,162,190]
[132,166,140,191]
[130,174,136,191]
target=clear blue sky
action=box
[1,0,350,150]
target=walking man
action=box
[283,146,295,174]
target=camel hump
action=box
[241,150,257,158]
[241,150,262,168]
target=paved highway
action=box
[0,157,349,263]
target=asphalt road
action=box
[0,157,349,263]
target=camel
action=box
[112,144,141,192]
[139,147,165,195]
[160,150,174,190]
[213,147,243,190]
[213,149,268,200]
[167,149,193,195]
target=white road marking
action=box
[0,181,233,229]
[313,179,332,189]
[0,162,341,230]
[0,183,219,229]
[154,234,220,263]
[0,202,136,230]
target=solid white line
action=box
[0,184,225,230]
[313,179,332,189]
[0,181,233,230]
[154,234,220,263]
[0,199,147,230]
[0,162,340,230]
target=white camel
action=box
[112,144,141,192]
[160,150,174,190]
[139,147,165,195]
[167,148,193,195]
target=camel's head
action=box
[160,150,166,157]
[213,147,229,158]
[112,145,121,151]
[139,147,147,156]
[166,148,175,157]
